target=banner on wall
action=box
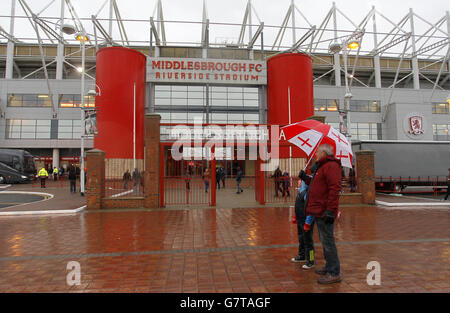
[84,109,98,136]
[147,57,267,85]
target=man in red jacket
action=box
[299,143,342,284]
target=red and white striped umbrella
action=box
[280,119,353,168]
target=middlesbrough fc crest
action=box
[408,116,424,135]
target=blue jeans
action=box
[316,216,340,276]
[205,180,209,192]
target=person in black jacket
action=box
[68,165,77,193]
[236,167,243,194]
[271,166,283,197]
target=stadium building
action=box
[0,0,449,179]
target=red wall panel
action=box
[94,47,146,159]
[267,53,314,159]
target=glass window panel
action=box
[358,134,370,140]
[211,86,227,93]
[228,87,243,93]
[171,112,188,120]
[228,113,244,123]
[171,98,187,106]
[155,90,171,98]
[187,98,204,106]
[171,85,187,92]
[188,91,204,98]
[21,132,35,139]
[228,99,243,106]
[228,92,243,100]
[36,132,50,139]
[171,90,188,99]
[8,132,20,139]
[59,120,72,126]
[188,86,204,92]
[188,112,204,122]
[38,96,52,107]
[244,99,258,107]
[37,120,51,126]
[155,98,171,105]
[21,120,36,126]
[21,126,35,133]
[156,112,170,121]
[211,92,227,99]
[243,87,258,94]
[58,132,72,139]
[36,126,50,132]
[211,113,227,123]
[155,85,171,91]
[244,113,259,121]
[73,120,81,127]
[369,101,380,112]
[8,94,22,107]
[22,95,36,102]
[314,99,327,111]
[58,126,73,133]
[244,91,258,100]
[210,98,227,106]
[327,100,338,111]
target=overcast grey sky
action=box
[1,0,449,55]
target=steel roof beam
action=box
[0,26,21,43]
[370,32,411,56]
[248,22,263,49]
[150,17,161,46]
[91,15,114,45]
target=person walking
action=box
[220,166,226,188]
[444,168,450,201]
[216,167,221,190]
[203,168,210,193]
[184,169,191,191]
[299,144,342,284]
[271,166,283,197]
[349,165,356,192]
[52,167,58,181]
[282,171,290,197]
[236,166,243,194]
[68,165,77,193]
[132,168,141,195]
[38,167,48,188]
[123,169,131,190]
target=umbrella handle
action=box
[303,135,324,171]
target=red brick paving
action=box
[0,204,448,293]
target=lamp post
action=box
[329,37,360,142]
[62,24,88,196]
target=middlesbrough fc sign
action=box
[147,57,267,85]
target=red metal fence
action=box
[163,176,210,205]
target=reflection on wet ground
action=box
[0,205,449,292]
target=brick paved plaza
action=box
[0,185,449,293]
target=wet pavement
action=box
[0,203,449,293]
[0,182,85,213]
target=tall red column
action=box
[95,47,146,160]
[267,53,314,159]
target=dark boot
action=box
[317,273,342,284]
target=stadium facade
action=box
[0,0,449,175]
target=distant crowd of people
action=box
[37,164,80,191]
